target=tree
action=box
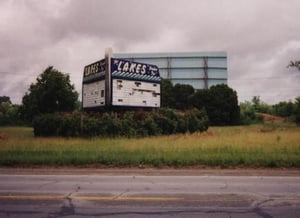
[190,84,240,125]
[239,101,257,125]
[160,79,175,108]
[295,96,300,125]
[160,79,195,109]
[251,96,273,114]
[0,96,21,126]
[189,88,210,110]
[21,66,78,122]
[273,101,295,117]
[287,60,300,124]
[251,96,260,111]
[161,79,239,125]
[172,83,194,110]
[0,96,11,104]
[288,60,300,71]
[208,84,240,125]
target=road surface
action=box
[0,171,299,217]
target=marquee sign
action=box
[111,58,160,82]
[82,54,161,110]
[83,59,106,82]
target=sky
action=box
[0,0,300,105]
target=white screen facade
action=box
[82,80,106,108]
[112,79,160,107]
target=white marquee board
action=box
[112,79,160,107]
[110,58,161,108]
[82,80,106,108]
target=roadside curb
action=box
[1,167,300,176]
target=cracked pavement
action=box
[0,174,299,217]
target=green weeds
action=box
[0,125,300,167]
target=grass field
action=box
[0,123,300,167]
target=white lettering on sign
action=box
[84,63,98,77]
[84,59,106,77]
[112,58,159,77]
[117,61,148,75]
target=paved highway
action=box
[0,173,299,217]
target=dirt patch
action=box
[167,130,214,140]
[257,113,285,122]
[0,132,8,140]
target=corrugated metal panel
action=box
[159,69,168,78]
[171,58,204,68]
[171,68,205,78]
[207,58,227,68]
[207,69,227,79]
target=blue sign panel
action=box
[111,58,160,82]
[83,59,106,82]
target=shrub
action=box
[82,116,102,137]
[33,113,63,136]
[60,113,81,137]
[152,109,177,135]
[240,102,260,125]
[33,108,209,137]
[185,108,209,133]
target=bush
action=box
[152,109,177,135]
[82,116,102,137]
[239,101,263,125]
[33,114,63,136]
[33,108,209,137]
[186,108,209,133]
[60,113,81,137]
[189,84,240,126]
[33,113,81,137]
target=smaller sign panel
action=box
[111,58,160,82]
[83,59,106,82]
[82,80,106,108]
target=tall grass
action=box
[0,124,300,167]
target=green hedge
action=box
[33,108,209,137]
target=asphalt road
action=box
[0,173,300,217]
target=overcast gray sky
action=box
[1,0,299,104]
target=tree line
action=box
[240,96,300,125]
[161,80,240,125]
[1,64,300,134]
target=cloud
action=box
[0,0,300,104]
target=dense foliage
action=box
[294,97,300,125]
[0,96,22,126]
[3,67,299,130]
[190,84,240,125]
[161,79,240,126]
[239,96,300,125]
[20,66,78,123]
[288,60,300,71]
[33,108,209,137]
[239,101,263,125]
